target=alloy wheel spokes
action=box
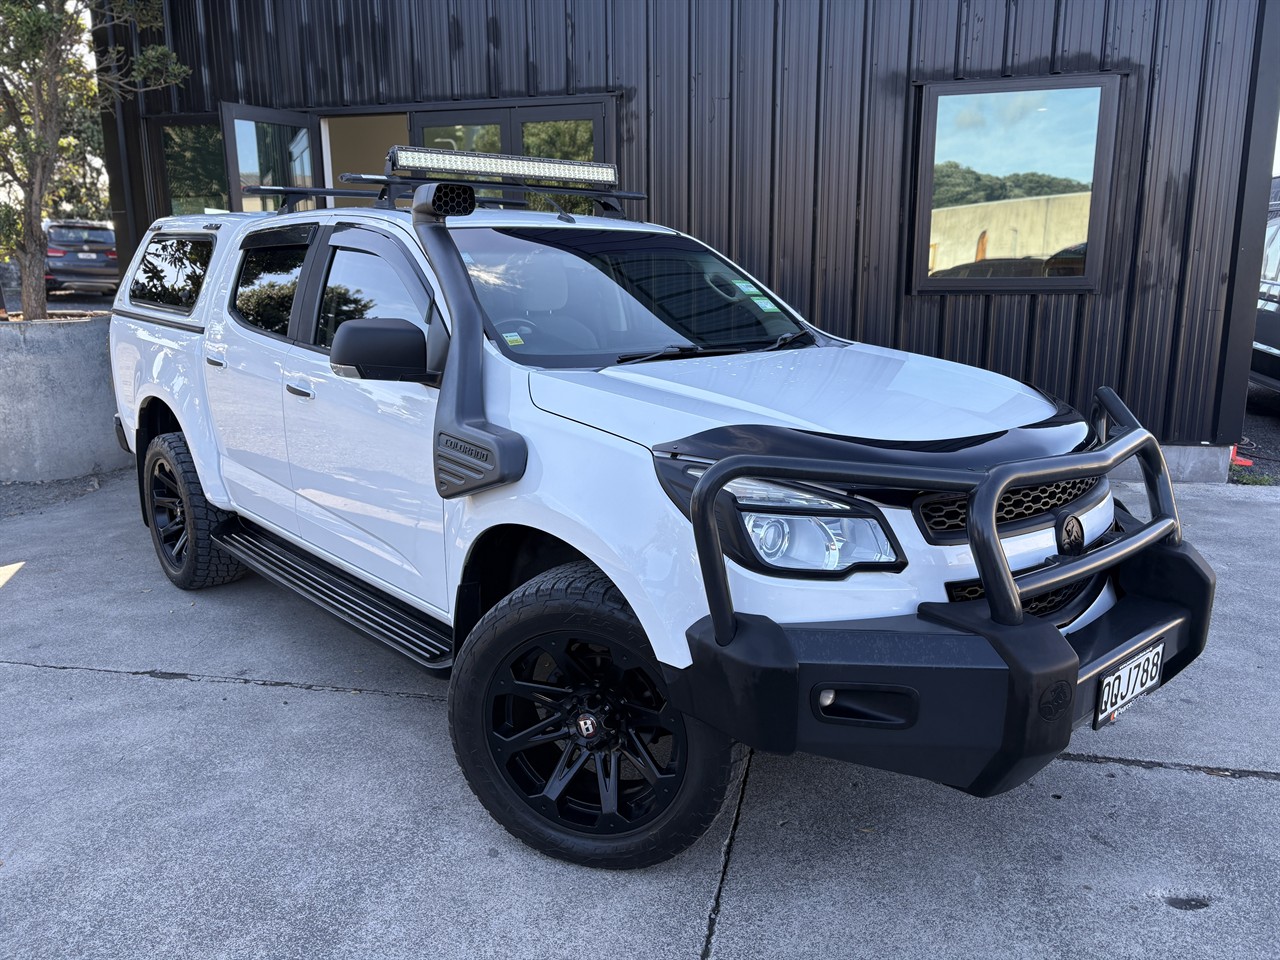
[509,678,574,706]
[542,743,590,802]
[154,466,181,496]
[488,633,688,834]
[499,712,569,752]
[151,461,189,566]
[595,748,621,816]
[621,728,672,785]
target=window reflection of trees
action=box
[233,246,308,335]
[129,238,214,310]
[235,280,297,336]
[319,284,376,347]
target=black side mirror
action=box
[330,317,429,382]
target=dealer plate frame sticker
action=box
[1094,640,1165,729]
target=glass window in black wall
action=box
[915,76,1119,293]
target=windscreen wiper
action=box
[758,329,816,351]
[615,344,748,365]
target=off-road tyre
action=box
[449,561,741,869]
[144,432,247,590]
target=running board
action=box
[214,522,453,671]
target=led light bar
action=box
[388,145,618,187]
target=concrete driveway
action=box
[1,474,1277,959]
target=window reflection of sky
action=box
[234,119,259,178]
[935,87,1101,181]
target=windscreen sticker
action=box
[734,280,761,295]
[502,332,525,346]
[460,252,475,264]
[752,297,781,313]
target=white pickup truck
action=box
[110,147,1214,868]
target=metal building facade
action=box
[97,0,1280,450]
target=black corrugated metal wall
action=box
[114,0,1274,446]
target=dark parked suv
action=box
[1252,219,1280,392]
[45,221,119,295]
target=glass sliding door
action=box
[161,122,231,215]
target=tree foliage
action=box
[0,0,189,317]
[931,160,1091,210]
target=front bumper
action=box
[666,388,1215,796]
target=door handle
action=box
[205,355,226,368]
[286,382,315,399]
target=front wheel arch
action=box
[452,524,593,653]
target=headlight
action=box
[724,478,898,573]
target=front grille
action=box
[918,476,1102,537]
[945,576,1095,622]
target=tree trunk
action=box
[18,190,48,320]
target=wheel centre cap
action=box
[575,712,602,741]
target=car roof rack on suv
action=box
[243,146,645,218]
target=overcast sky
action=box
[934,87,1101,183]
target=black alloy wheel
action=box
[450,562,738,869]
[142,433,247,590]
[486,632,688,835]
[150,456,190,569]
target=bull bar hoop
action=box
[689,387,1182,645]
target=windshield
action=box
[450,227,807,367]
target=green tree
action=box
[931,160,1091,209]
[0,1,188,318]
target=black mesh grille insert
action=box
[945,576,1094,621]
[431,183,476,217]
[919,476,1102,536]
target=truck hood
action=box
[527,342,1062,448]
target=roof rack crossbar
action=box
[242,184,419,214]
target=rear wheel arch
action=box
[133,397,184,526]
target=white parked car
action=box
[109,147,1214,868]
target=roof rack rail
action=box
[241,183,529,215]
[242,184,414,214]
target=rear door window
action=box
[128,236,214,313]
[232,245,309,338]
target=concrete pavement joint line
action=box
[1059,751,1280,782]
[0,658,449,703]
[700,749,754,960]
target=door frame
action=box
[220,102,323,212]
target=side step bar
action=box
[214,521,453,671]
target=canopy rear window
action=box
[129,235,214,314]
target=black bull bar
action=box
[688,387,1181,644]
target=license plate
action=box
[76,252,96,259]
[1095,641,1165,728]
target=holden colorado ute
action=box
[109,147,1215,868]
